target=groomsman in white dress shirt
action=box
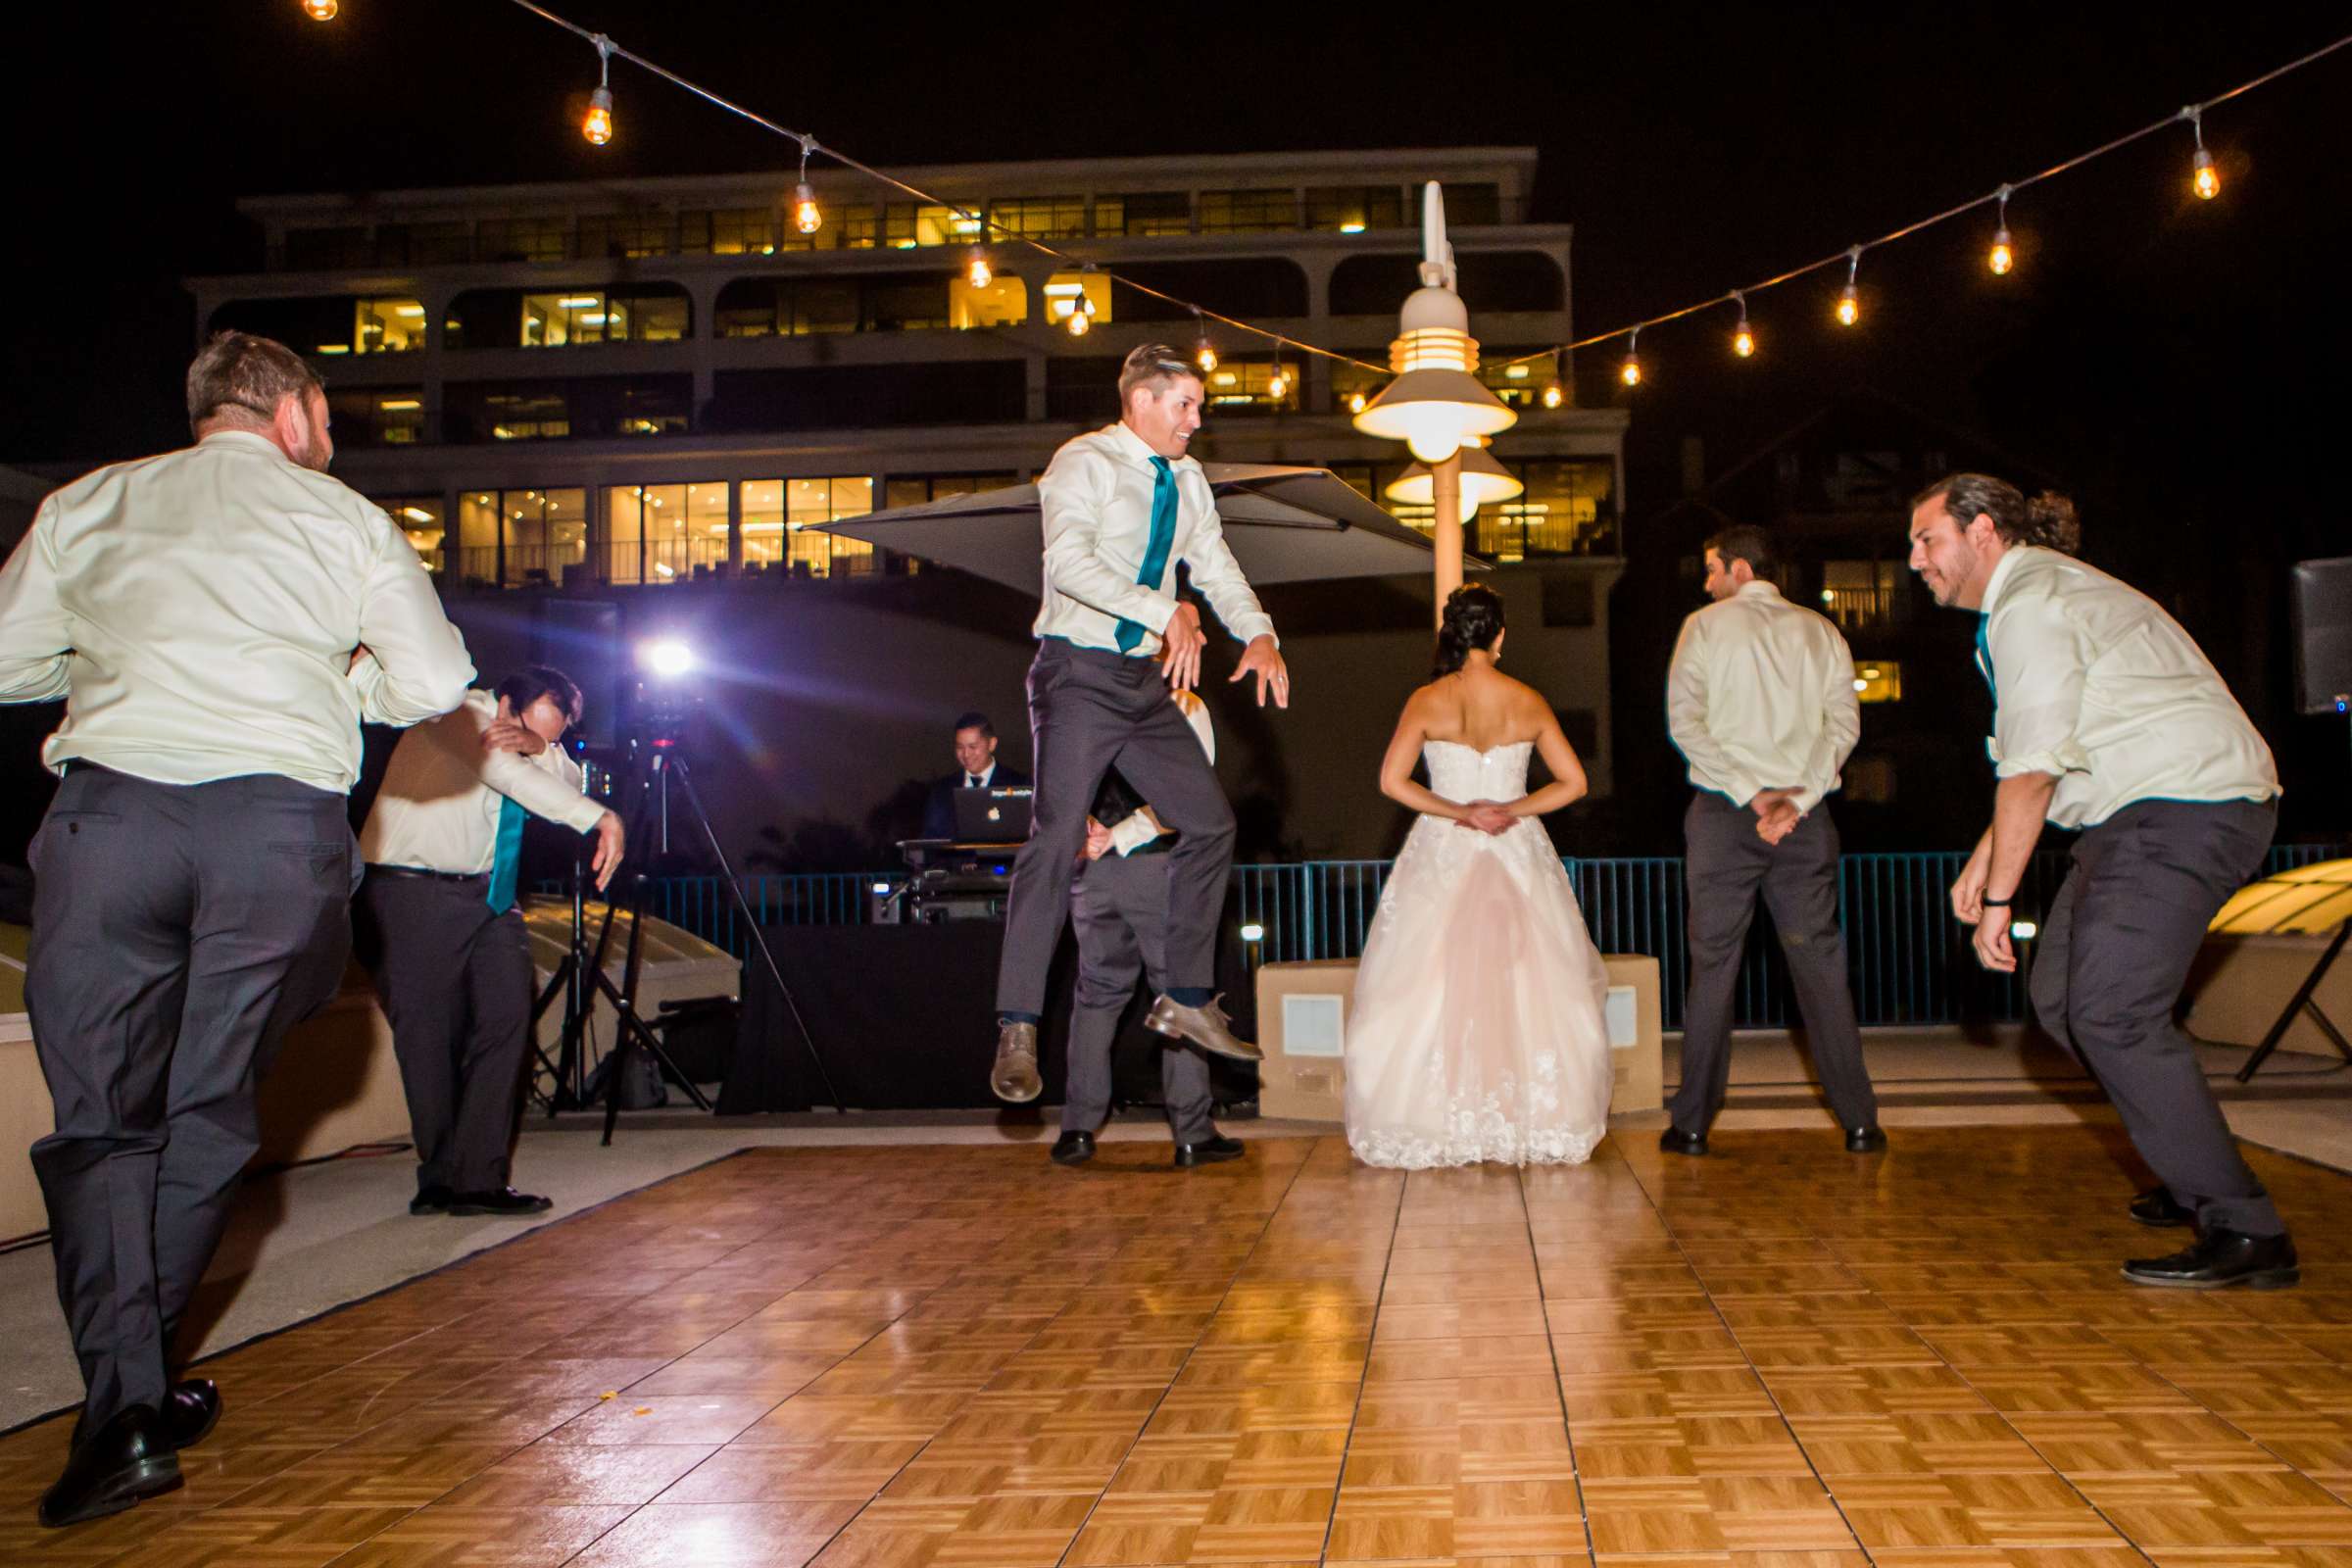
[357,664,624,1221]
[0,331,474,1526]
[989,344,1291,1106]
[1908,473,2293,1290]
[1663,524,1883,1157]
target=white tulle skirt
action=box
[1344,814,1615,1169]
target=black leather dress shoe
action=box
[1658,1127,1708,1156]
[448,1187,554,1216]
[2130,1185,2195,1228]
[1051,1130,1096,1165]
[1845,1126,1887,1154]
[2124,1227,2300,1290]
[1173,1135,1245,1168]
[38,1405,181,1528]
[409,1185,455,1216]
[163,1379,220,1450]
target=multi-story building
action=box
[189,148,1629,860]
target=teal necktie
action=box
[1115,456,1179,655]
[1973,614,1997,710]
[486,797,526,913]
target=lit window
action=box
[741,476,875,577]
[1197,189,1298,232]
[454,489,585,589]
[948,272,1026,330]
[374,496,444,573]
[603,482,730,584]
[353,298,426,355]
[1821,562,1906,631]
[1852,661,1903,704]
[1042,271,1111,329]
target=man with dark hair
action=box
[1661,525,1882,1157]
[989,343,1291,1104]
[1908,476,2292,1289]
[920,710,1030,840]
[0,329,475,1526]
[356,664,624,1221]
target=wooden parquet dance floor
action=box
[9,1124,2352,1566]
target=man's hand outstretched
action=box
[1160,602,1207,691]
[1232,633,1289,709]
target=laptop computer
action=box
[951,785,1033,845]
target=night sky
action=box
[6,3,2349,828]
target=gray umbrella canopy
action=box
[814,462,1483,593]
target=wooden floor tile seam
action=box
[1616,1148,1880,1560]
[988,1138,1337,1568]
[1510,1159,1609,1568]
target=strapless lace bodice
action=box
[1423,739,1534,806]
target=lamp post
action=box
[1350,182,1517,623]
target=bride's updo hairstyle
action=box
[1433,583,1505,679]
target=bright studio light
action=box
[642,639,696,677]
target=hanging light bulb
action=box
[1619,328,1642,388]
[1348,389,1367,415]
[1065,283,1095,337]
[1268,358,1290,402]
[580,36,614,147]
[1197,341,1218,373]
[1987,184,2014,275]
[1731,291,1755,359]
[302,0,338,20]
[965,244,992,288]
[1542,381,1564,409]
[2182,105,2221,199]
[1836,245,1862,327]
[791,136,822,234]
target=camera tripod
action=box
[531,739,845,1140]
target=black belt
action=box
[368,863,489,885]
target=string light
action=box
[1348,389,1368,414]
[581,35,613,146]
[302,0,338,19]
[2183,105,2221,199]
[791,134,822,235]
[964,243,991,288]
[1731,291,1755,358]
[1267,350,1289,404]
[1619,327,1642,388]
[1836,246,1862,326]
[1987,184,2015,275]
[1541,349,1565,407]
[1065,269,1096,337]
[1193,310,1217,372]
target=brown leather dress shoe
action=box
[991,1020,1042,1102]
[1145,995,1262,1061]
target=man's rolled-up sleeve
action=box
[1985,588,2093,779]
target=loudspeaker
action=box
[2290,558,2352,715]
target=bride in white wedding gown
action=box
[1346,584,1616,1169]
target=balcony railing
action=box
[564,843,2347,1033]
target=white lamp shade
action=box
[1385,446,1524,509]
[1352,368,1517,462]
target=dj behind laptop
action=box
[889,786,1036,923]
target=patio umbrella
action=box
[812,463,1485,593]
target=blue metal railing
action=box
[580,843,2345,1031]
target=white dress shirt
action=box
[0,430,474,793]
[962,761,998,789]
[360,691,609,873]
[1666,580,1861,813]
[1032,421,1276,656]
[1979,545,2278,829]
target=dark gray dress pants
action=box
[25,765,355,1433]
[356,872,535,1196]
[2032,797,2282,1237]
[1063,849,1215,1145]
[996,641,1236,1018]
[1669,792,1879,1136]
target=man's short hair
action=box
[953,711,995,739]
[186,330,323,437]
[1703,523,1775,578]
[1117,343,1200,406]
[495,664,585,726]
